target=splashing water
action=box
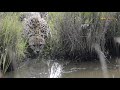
[93,43,109,78]
[49,62,63,78]
[114,37,120,44]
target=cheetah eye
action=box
[33,45,36,47]
[41,35,44,38]
[39,44,42,47]
[44,36,47,38]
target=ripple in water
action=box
[49,62,63,78]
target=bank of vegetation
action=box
[0,12,120,75]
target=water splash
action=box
[114,37,120,44]
[93,43,109,78]
[49,62,63,78]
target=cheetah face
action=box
[29,35,45,54]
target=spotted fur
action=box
[20,12,50,54]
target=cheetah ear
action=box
[19,13,26,22]
[39,12,48,20]
[19,16,27,22]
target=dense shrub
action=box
[43,12,120,61]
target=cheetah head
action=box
[28,35,45,54]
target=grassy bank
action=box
[0,12,26,74]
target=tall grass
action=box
[44,12,120,60]
[1,12,120,73]
[42,12,64,59]
[0,12,26,74]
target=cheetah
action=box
[19,12,41,21]
[20,12,50,54]
[39,12,48,20]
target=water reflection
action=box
[93,43,109,78]
[3,58,120,78]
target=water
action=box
[2,43,120,78]
[62,60,120,78]
[93,43,109,78]
[2,57,120,78]
[49,62,63,78]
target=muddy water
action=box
[3,58,120,78]
[62,60,120,78]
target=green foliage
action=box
[44,12,120,60]
[1,12,120,71]
[0,13,26,74]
